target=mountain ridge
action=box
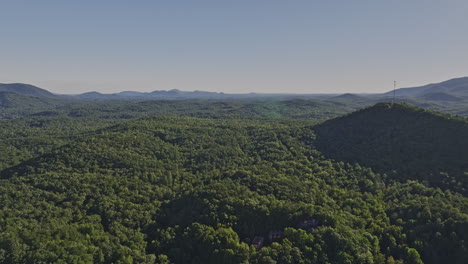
[383,76,468,97]
[0,83,56,98]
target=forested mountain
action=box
[0,102,467,264]
[328,93,369,102]
[77,91,120,100]
[383,77,468,97]
[0,83,56,98]
[315,103,468,195]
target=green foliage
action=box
[0,103,466,264]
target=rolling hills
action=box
[2,77,468,120]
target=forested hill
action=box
[0,83,56,98]
[314,103,468,195]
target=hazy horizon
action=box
[3,76,468,96]
[1,1,467,94]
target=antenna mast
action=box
[392,80,396,104]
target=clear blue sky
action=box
[1,1,467,94]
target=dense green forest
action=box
[0,95,366,121]
[0,102,467,264]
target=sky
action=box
[1,0,468,94]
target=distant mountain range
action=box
[75,89,233,100]
[1,76,467,102]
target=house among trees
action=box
[268,230,283,242]
[298,217,319,229]
[252,236,264,250]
